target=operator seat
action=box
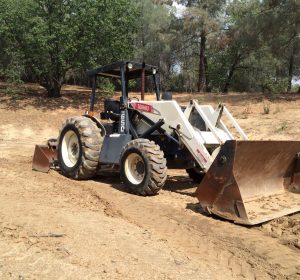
[100,99,120,121]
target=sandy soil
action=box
[0,85,300,279]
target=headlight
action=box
[152,68,157,75]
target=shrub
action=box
[262,103,270,114]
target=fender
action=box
[83,114,106,136]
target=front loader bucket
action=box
[196,140,300,225]
[32,139,58,173]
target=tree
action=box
[133,0,175,89]
[220,0,300,93]
[0,0,27,86]
[0,0,140,97]
[178,0,226,92]
[258,0,300,92]
[220,0,262,93]
[1,0,299,95]
[28,0,140,97]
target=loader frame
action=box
[32,60,300,225]
[86,61,170,165]
[86,61,249,172]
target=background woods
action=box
[0,0,299,96]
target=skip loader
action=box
[33,61,300,225]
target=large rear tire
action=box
[120,139,167,196]
[58,116,103,179]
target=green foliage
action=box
[0,0,25,82]
[134,0,174,89]
[0,0,299,96]
[97,78,115,98]
[0,0,139,97]
[165,73,187,91]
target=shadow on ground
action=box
[0,84,104,112]
[186,202,241,225]
[94,172,197,198]
[163,175,196,197]
[2,82,300,112]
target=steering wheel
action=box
[129,96,139,102]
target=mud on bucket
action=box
[196,140,300,225]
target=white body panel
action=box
[129,100,248,172]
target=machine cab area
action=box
[86,61,160,120]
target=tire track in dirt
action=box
[0,219,84,279]
[81,178,300,280]
[0,239,95,280]
[259,214,300,249]
[0,156,216,280]
[0,157,215,279]
[1,105,300,279]
[1,154,299,279]
[0,155,121,219]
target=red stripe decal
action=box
[196,149,208,163]
[131,102,154,113]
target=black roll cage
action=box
[86,61,160,112]
[86,61,184,166]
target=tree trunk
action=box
[204,56,210,92]
[42,78,62,97]
[287,47,295,92]
[197,32,206,92]
[298,85,300,93]
[223,53,241,93]
[223,64,236,93]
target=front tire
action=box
[58,116,103,179]
[120,139,167,196]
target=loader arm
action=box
[130,99,300,225]
[130,100,214,171]
[130,100,247,172]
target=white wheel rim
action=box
[124,153,145,185]
[61,130,80,168]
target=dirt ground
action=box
[0,85,300,279]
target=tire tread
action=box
[58,116,103,180]
[120,139,167,196]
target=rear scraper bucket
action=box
[196,140,300,225]
[32,139,58,173]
